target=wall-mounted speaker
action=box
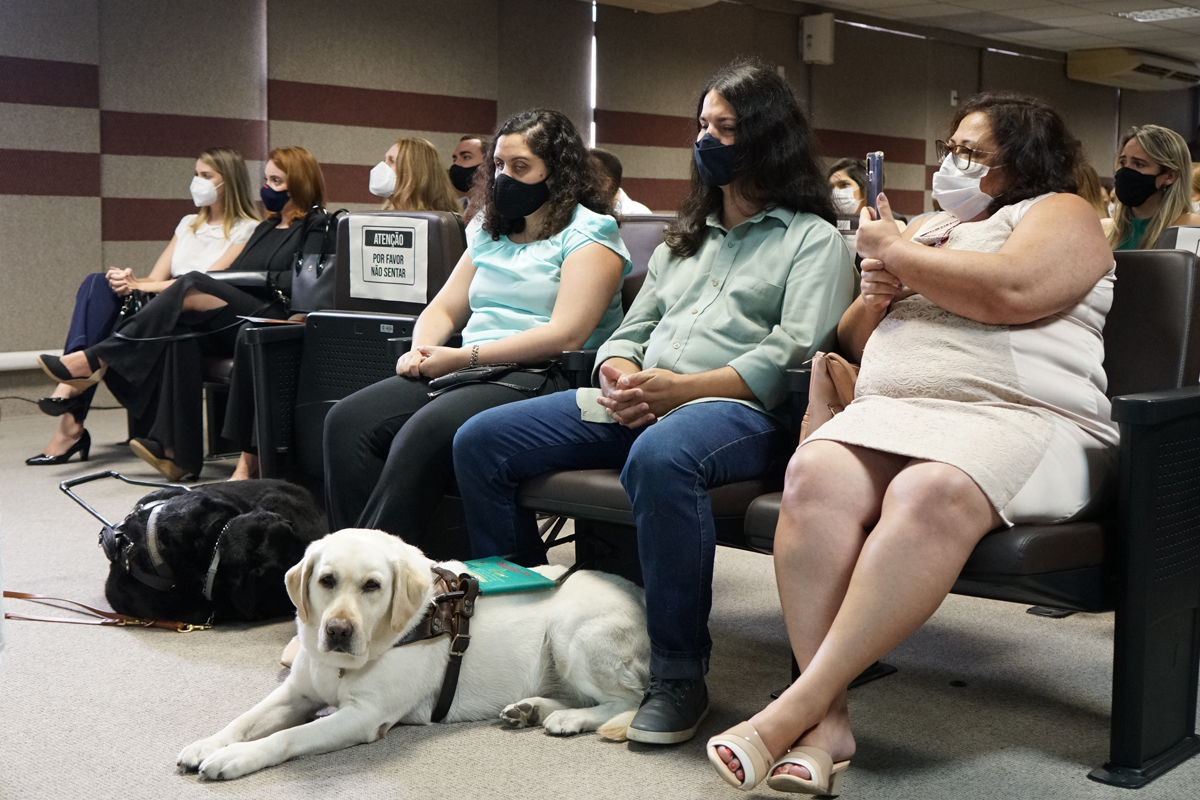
[802,13,835,66]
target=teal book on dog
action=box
[463,557,557,594]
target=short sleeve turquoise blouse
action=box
[460,205,632,349]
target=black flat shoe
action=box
[37,395,88,418]
[26,429,90,465]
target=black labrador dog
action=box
[104,480,326,625]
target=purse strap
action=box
[295,207,349,276]
[2,590,210,632]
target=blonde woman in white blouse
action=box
[28,147,259,466]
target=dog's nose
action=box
[324,619,354,648]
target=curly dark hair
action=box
[470,109,612,240]
[665,58,835,259]
[950,92,1081,215]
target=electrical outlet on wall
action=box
[951,90,959,106]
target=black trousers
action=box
[87,272,283,476]
[322,375,535,556]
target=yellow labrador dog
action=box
[178,528,649,780]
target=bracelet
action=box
[469,344,479,368]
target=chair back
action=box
[333,211,466,316]
[1105,249,1200,398]
[618,215,671,312]
[1152,226,1200,251]
[291,312,417,477]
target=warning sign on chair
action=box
[349,215,428,303]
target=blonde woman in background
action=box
[28,147,260,466]
[368,137,461,214]
[1191,163,1200,211]
[1109,124,1200,251]
[1075,161,1109,219]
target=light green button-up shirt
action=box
[593,206,857,414]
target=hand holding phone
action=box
[866,151,883,218]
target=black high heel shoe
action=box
[37,394,88,418]
[26,429,91,466]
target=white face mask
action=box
[1107,202,1116,219]
[189,175,220,207]
[931,155,995,221]
[832,186,861,215]
[369,161,397,198]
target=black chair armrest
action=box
[1111,385,1200,426]
[244,323,305,347]
[205,270,269,288]
[562,350,598,389]
[386,337,412,360]
[246,323,306,479]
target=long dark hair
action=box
[951,92,1081,215]
[471,109,611,240]
[666,58,835,259]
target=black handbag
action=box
[289,207,347,314]
[426,362,567,398]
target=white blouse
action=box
[170,215,257,277]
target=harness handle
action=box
[2,591,209,632]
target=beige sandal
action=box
[766,745,850,796]
[706,720,775,791]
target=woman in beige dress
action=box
[708,92,1118,794]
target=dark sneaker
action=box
[626,677,710,744]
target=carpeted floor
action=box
[1,406,1197,799]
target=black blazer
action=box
[229,213,329,296]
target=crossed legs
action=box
[715,440,1002,784]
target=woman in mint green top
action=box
[462,203,629,349]
[324,109,629,551]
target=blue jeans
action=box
[453,390,786,680]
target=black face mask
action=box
[260,184,290,213]
[492,172,550,220]
[693,132,739,187]
[1113,167,1163,208]
[448,163,479,193]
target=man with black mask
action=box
[449,135,488,212]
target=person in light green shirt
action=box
[454,60,856,747]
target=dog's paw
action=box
[197,742,268,781]
[543,709,594,736]
[500,701,540,728]
[177,737,227,772]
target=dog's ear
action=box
[285,542,319,624]
[390,544,431,633]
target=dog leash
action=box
[2,591,211,632]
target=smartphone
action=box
[866,151,884,217]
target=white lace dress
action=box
[806,194,1120,525]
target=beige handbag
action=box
[799,351,860,441]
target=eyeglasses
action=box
[935,140,997,171]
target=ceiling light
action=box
[1116,7,1200,22]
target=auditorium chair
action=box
[520,247,1200,788]
[1153,225,1200,252]
[244,211,465,482]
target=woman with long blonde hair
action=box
[1108,124,1200,250]
[368,137,460,213]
